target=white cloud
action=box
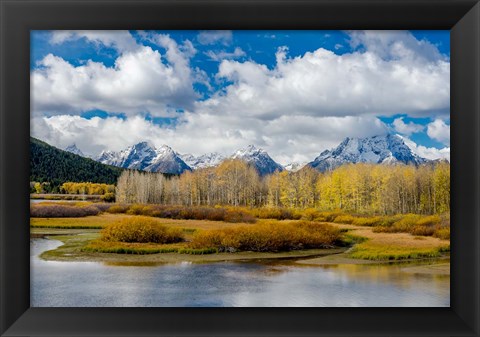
[197,30,232,45]
[50,30,138,53]
[401,136,450,161]
[32,34,199,116]
[427,119,450,145]
[348,30,446,63]
[198,32,449,120]
[392,117,424,135]
[32,30,450,162]
[205,47,246,61]
[31,114,388,165]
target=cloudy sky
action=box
[31,30,450,164]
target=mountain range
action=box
[96,142,191,175]
[67,133,434,175]
[65,144,85,157]
[95,143,283,175]
[180,152,226,170]
[308,134,427,172]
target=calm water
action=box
[31,238,450,307]
[30,199,79,203]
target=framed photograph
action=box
[1,0,479,336]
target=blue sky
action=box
[30,30,450,164]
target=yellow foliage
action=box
[190,221,340,252]
[61,182,114,195]
[100,217,184,244]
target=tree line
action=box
[60,182,115,195]
[116,159,450,215]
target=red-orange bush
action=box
[30,204,100,218]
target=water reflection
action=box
[30,199,79,203]
[31,238,449,307]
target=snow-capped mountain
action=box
[65,144,85,157]
[97,142,158,170]
[284,162,307,172]
[231,145,284,175]
[144,145,191,174]
[180,152,226,170]
[96,142,191,174]
[308,134,428,172]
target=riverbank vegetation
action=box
[337,225,450,260]
[188,221,340,252]
[30,160,450,262]
[30,201,450,239]
[30,202,110,218]
[100,217,184,244]
[80,218,340,254]
[31,212,450,262]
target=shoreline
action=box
[33,232,450,275]
[31,215,450,272]
[38,234,349,264]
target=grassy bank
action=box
[31,213,136,229]
[39,231,347,263]
[31,214,449,263]
[31,202,450,240]
[332,223,450,260]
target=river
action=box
[30,198,89,203]
[31,238,450,307]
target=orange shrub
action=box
[190,221,340,252]
[224,208,256,223]
[416,215,441,227]
[410,225,436,236]
[106,204,129,214]
[100,217,184,243]
[125,204,148,215]
[314,211,346,222]
[301,208,322,221]
[433,227,450,240]
[391,214,423,231]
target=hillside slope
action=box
[30,137,123,186]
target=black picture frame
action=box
[1,0,479,336]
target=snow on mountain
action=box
[144,145,191,174]
[95,135,428,176]
[96,142,191,174]
[231,144,284,175]
[284,162,307,172]
[180,152,226,170]
[96,150,117,164]
[308,134,428,172]
[96,142,157,170]
[65,144,85,157]
[179,154,197,168]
